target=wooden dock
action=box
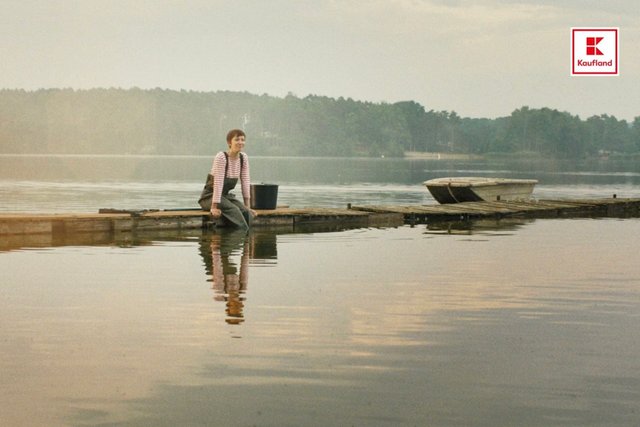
[1,198,639,241]
[350,198,640,223]
[0,207,403,237]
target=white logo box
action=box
[571,28,619,76]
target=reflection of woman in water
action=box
[210,231,249,324]
[199,230,278,325]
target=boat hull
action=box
[424,177,538,204]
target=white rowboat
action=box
[424,177,538,204]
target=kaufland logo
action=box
[571,28,619,75]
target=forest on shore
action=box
[1,88,638,158]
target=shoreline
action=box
[404,151,484,160]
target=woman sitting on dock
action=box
[198,129,256,229]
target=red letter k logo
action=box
[586,37,604,55]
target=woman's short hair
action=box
[226,129,246,143]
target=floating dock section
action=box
[1,198,639,239]
[350,198,640,223]
[0,207,403,237]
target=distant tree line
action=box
[0,88,638,158]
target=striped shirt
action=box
[210,151,251,205]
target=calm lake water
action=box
[1,154,639,212]
[1,155,640,426]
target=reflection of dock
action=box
[424,218,533,235]
[1,198,639,239]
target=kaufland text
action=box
[577,59,613,67]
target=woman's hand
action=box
[210,208,222,218]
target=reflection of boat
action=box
[423,177,538,204]
[425,218,533,235]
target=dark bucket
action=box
[250,184,279,210]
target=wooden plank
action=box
[134,216,204,231]
[1,219,52,235]
[254,215,295,226]
[443,202,517,214]
[409,206,462,214]
[60,218,115,233]
[138,209,210,218]
[113,218,134,232]
[503,201,560,210]
[534,200,596,209]
[351,205,429,214]
[367,212,405,227]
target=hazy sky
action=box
[1,0,638,120]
